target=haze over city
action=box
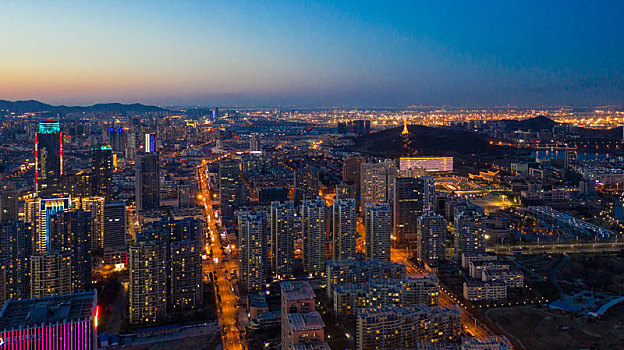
[1,0,623,107]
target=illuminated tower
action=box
[402,119,409,135]
[270,201,295,279]
[135,152,160,211]
[417,212,446,262]
[36,119,63,196]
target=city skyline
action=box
[1,1,623,107]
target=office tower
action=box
[107,126,127,153]
[129,240,168,325]
[30,250,73,298]
[238,211,268,292]
[270,201,295,279]
[219,158,242,226]
[0,221,29,304]
[0,291,97,350]
[49,209,93,291]
[91,145,113,201]
[35,119,63,196]
[294,167,319,204]
[144,132,156,152]
[360,160,397,212]
[417,212,446,262]
[36,197,71,253]
[365,203,391,262]
[170,239,203,311]
[0,191,18,223]
[250,133,261,152]
[332,198,357,260]
[393,176,434,243]
[356,305,461,350]
[302,198,326,277]
[177,183,193,207]
[103,201,127,265]
[455,209,486,260]
[135,152,160,211]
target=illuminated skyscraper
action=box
[0,191,19,223]
[365,203,391,262]
[332,198,357,260]
[302,198,326,277]
[454,209,486,260]
[103,201,127,265]
[270,201,295,279]
[36,119,63,196]
[417,212,446,262]
[144,132,156,153]
[91,145,113,201]
[135,152,160,211]
[170,239,203,311]
[36,197,71,253]
[107,127,127,153]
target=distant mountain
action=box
[0,99,166,114]
[501,116,557,131]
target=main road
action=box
[199,160,246,350]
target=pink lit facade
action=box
[0,317,95,350]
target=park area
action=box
[487,305,624,350]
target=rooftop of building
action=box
[0,291,97,331]
[292,342,332,350]
[281,280,316,301]
[287,311,325,332]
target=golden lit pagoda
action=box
[401,119,409,135]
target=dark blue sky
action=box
[1,0,623,107]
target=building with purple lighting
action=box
[0,290,98,349]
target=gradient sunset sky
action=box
[1,0,623,107]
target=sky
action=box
[0,0,623,107]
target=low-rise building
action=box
[468,261,511,279]
[481,269,524,288]
[461,252,497,270]
[463,281,507,301]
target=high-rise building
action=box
[73,196,105,251]
[170,239,203,311]
[332,199,357,260]
[135,152,160,211]
[0,191,19,223]
[36,119,63,196]
[30,250,73,298]
[144,132,156,153]
[361,160,397,212]
[417,212,446,262]
[107,127,127,153]
[0,221,29,304]
[0,291,98,350]
[455,209,486,260]
[129,240,168,325]
[365,203,391,262]
[270,201,295,279]
[301,198,326,277]
[343,156,366,188]
[219,158,242,227]
[238,210,268,292]
[91,145,113,201]
[36,197,71,253]
[103,201,127,255]
[61,172,92,197]
[294,167,319,204]
[393,176,435,243]
[49,209,93,291]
